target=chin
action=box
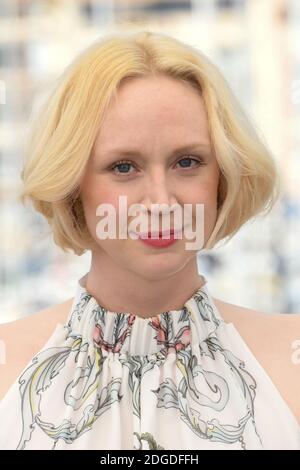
[130,252,191,281]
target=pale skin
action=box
[0,75,299,428]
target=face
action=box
[80,74,220,281]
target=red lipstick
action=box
[137,229,182,248]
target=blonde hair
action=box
[19,30,280,255]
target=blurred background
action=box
[0,0,299,322]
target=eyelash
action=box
[109,156,206,176]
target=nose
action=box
[140,168,178,216]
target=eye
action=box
[110,160,135,175]
[109,156,206,176]
[176,156,205,169]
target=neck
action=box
[84,250,205,319]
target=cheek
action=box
[81,177,120,218]
[203,184,218,205]
[186,181,218,207]
[185,179,219,238]
[80,178,130,243]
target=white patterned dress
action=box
[0,273,299,450]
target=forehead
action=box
[110,75,204,119]
[95,75,210,147]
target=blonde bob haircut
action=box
[20,30,280,256]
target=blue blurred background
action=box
[0,0,299,322]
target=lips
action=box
[138,229,182,239]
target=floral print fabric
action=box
[0,273,299,450]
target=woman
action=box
[0,30,299,450]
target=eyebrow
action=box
[100,142,212,158]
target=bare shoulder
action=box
[0,296,74,351]
[0,297,74,401]
[212,296,300,425]
[211,296,300,343]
